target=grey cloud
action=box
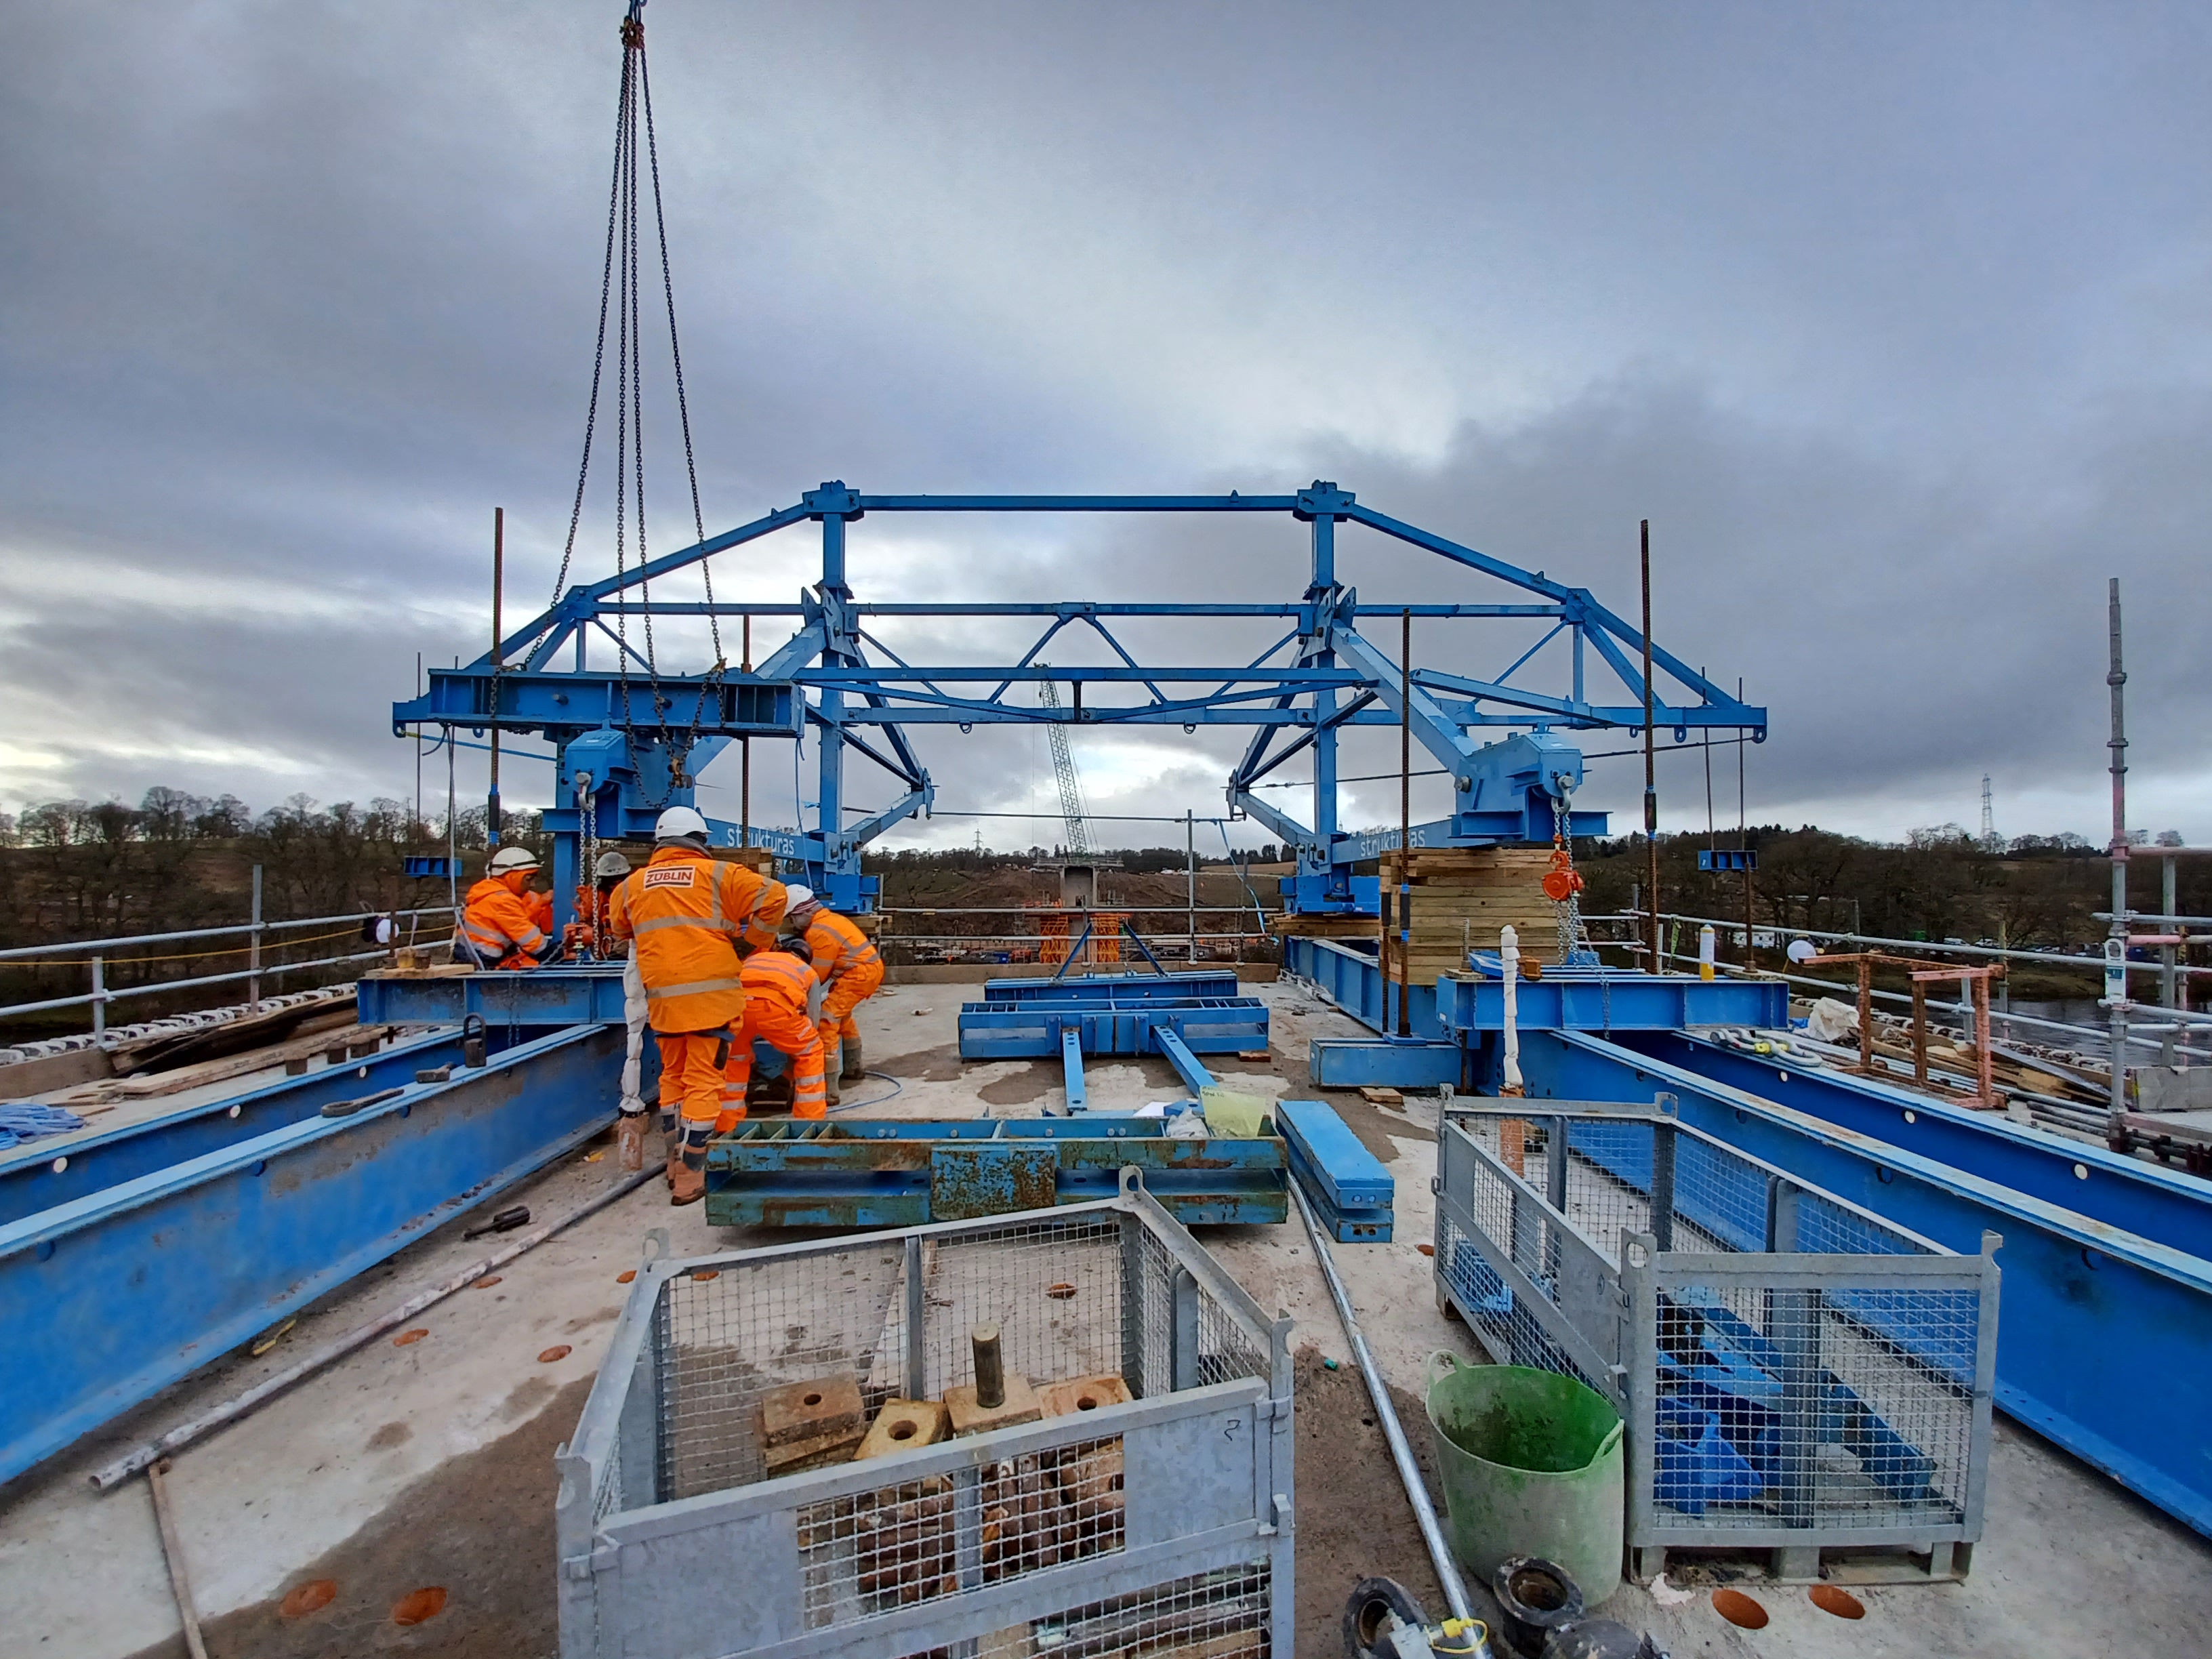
[3,3,2209,844]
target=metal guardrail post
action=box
[90,957,105,1040]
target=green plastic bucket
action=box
[1424,1353,1624,1603]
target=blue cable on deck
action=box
[0,1104,87,1151]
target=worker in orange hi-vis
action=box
[779,884,884,1107]
[717,949,828,1128]
[605,806,787,1206]
[453,845,562,969]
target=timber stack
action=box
[1380,846,1561,982]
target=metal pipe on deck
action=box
[1291,1176,1475,1625]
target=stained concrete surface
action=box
[3,979,2209,1656]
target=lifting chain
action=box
[533,0,724,808]
[1546,779,1591,966]
[575,767,602,953]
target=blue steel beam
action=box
[404,483,1765,926]
[979,971,1244,1004]
[1519,1027,2212,1538]
[1061,1027,1086,1113]
[605,601,1565,619]
[0,1029,465,1226]
[956,1000,1269,1063]
[356,966,630,1027]
[1437,971,1790,1034]
[1612,1029,2212,1263]
[1282,936,1442,1039]
[0,1023,622,1486]
[1155,1029,1216,1094]
[1308,1040,1468,1090]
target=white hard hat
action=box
[593,851,633,880]
[1786,937,1818,964]
[654,805,710,842]
[781,883,817,912]
[489,844,541,876]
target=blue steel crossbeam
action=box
[392,484,1764,922]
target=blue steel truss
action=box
[392,484,1765,918]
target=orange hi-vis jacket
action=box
[801,909,882,987]
[739,948,820,1018]
[607,848,787,1033]
[455,875,556,969]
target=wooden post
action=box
[1911,980,1929,1088]
[1857,956,1873,1076]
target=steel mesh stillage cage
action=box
[556,1170,1294,1659]
[1431,1097,1999,1582]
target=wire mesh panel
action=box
[888,1564,1273,1659]
[1433,1101,1997,1577]
[557,1176,1292,1659]
[1641,1263,1986,1535]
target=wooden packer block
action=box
[1039,1373,1133,1418]
[1379,847,1563,982]
[855,1399,950,1460]
[763,1422,865,1476]
[760,1374,864,1448]
[945,1374,1044,1437]
[1273,912,1387,940]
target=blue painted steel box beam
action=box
[0,1024,623,1486]
[1516,1027,2212,1539]
[1284,934,1793,1090]
[957,987,1269,1064]
[1613,1029,2212,1263]
[1282,937,1443,1042]
[1275,1098,1394,1242]
[0,1028,466,1227]
[357,966,633,1029]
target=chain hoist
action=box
[1544,777,1590,964]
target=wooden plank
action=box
[50,1023,396,1105]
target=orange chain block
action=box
[1540,840,1585,903]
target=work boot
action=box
[670,1126,710,1206]
[824,1059,842,1109]
[840,1034,865,1082]
[616,1111,645,1172]
[669,1155,705,1206]
[658,1109,678,1187]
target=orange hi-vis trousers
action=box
[657,1029,733,1131]
[718,1000,826,1128]
[819,956,884,1052]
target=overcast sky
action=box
[5,1,2209,853]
